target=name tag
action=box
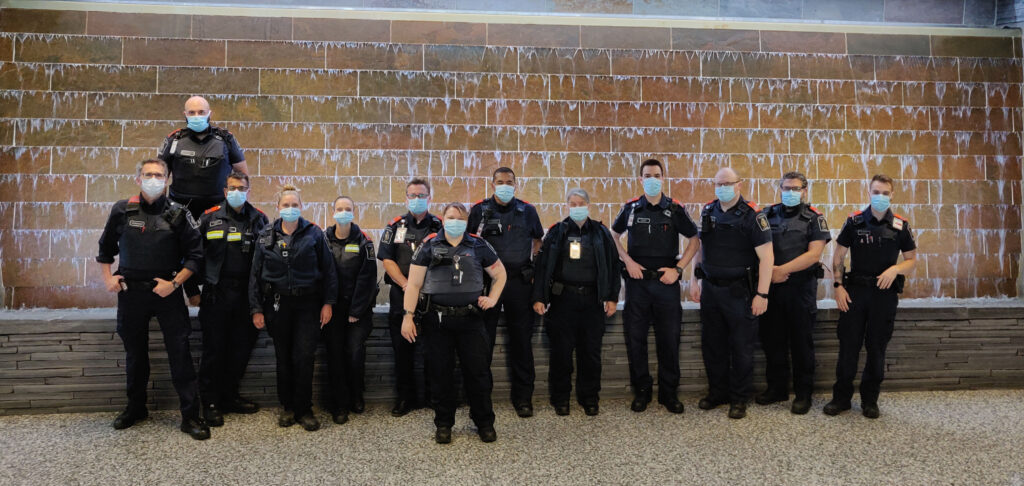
[227,232,242,242]
[207,230,224,240]
[569,241,582,260]
[345,244,360,253]
[395,226,407,242]
[180,149,196,157]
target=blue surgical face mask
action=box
[569,206,589,223]
[140,177,165,198]
[870,194,891,213]
[280,207,301,223]
[444,219,467,237]
[407,197,428,215]
[494,184,515,204]
[781,190,802,208]
[642,177,662,198]
[186,115,210,132]
[715,185,736,204]
[225,189,246,208]
[333,210,353,226]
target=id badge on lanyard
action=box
[395,224,407,243]
[569,240,582,260]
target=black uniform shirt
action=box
[612,193,698,269]
[836,207,916,277]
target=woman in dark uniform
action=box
[249,184,337,431]
[532,188,621,417]
[323,196,378,425]
[400,202,507,444]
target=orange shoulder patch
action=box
[203,205,221,215]
[390,216,403,225]
[361,230,373,241]
[808,205,823,215]
[128,195,140,203]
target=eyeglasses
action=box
[780,185,804,192]
[141,172,167,180]
[407,193,429,200]
[714,180,740,188]
[227,185,249,192]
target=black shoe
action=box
[791,396,812,415]
[297,413,320,432]
[351,397,365,414]
[391,400,414,417]
[222,396,259,414]
[478,426,497,443]
[728,403,747,419]
[332,411,349,425]
[180,418,211,440]
[698,395,728,410]
[823,400,852,416]
[553,402,570,416]
[112,408,147,430]
[514,402,534,418]
[202,404,224,427]
[754,390,789,405]
[583,403,599,416]
[435,426,452,444]
[862,403,880,419]
[278,409,296,428]
[658,395,685,414]
[631,389,652,412]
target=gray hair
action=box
[136,158,168,178]
[566,187,590,204]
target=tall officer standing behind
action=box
[158,96,248,219]
[400,202,507,444]
[249,184,337,432]
[688,167,773,420]
[196,170,268,428]
[323,196,378,425]
[611,159,699,414]
[755,171,830,415]
[96,158,209,440]
[378,178,442,417]
[825,174,916,419]
[533,188,621,417]
[466,167,544,418]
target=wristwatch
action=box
[171,280,180,289]
[833,281,842,288]
[403,309,415,316]
[674,266,684,277]
[755,291,769,299]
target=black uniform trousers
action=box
[264,293,321,418]
[116,286,198,419]
[622,278,682,397]
[832,284,898,405]
[482,276,536,405]
[759,277,817,398]
[198,281,259,407]
[322,298,374,414]
[699,280,759,404]
[544,291,605,406]
[420,311,495,429]
[387,285,428,403]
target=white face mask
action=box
[140,178,166,198]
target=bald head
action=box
[714,167,739,184]
[184,96,210,117]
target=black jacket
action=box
[197,202,269,285]
[532,217,622,304]
[325,223,378,318]
[249,217,338,314]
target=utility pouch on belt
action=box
[551,281,564,296]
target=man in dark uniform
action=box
[96,158,209,440]
[194,170,268,427]
[611,159,699,414]
[466,167,544,418]
[688,167,774,419]
[825,174,916,419]
[533,188,621,417]
[378,177,442,417]
[157,96,248,219]
[755,171,830,415]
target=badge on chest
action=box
[568,237,582,260]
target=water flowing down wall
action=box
[0,8,1021,307]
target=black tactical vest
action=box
[766,203,816,266]
[422,239,485,306]
[394,216,441,276]
[700,201,759,271]
[118,196,186,276]
[476,200,533,270]
[167,128,233,199]
[624,198,681,258]
[555,229,598,284]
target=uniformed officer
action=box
[195,170,268,427]
[378,178,442,417]
[400,202,507,444]
[532,188,621,417]
[755,171,830,415]
[688,167,774,419]
[466,167,544,418]
[611,159,699,414]
[323,196,378,425]
[825,174,916,419]
[158,96,248,219]
[250,184,338,432]
[96,158,209,440]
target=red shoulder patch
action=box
[474,199,485,205]
[167,128,182,138]
[671,198,681,205]
[361,230,373,241]
[628,196,641,203]
[746,201,760,212]
[850,210,863,217]
[893,213,907,221]
[423,233,437,241]
[807,205,823,215]
[390,216,402,225]
[253,207,266,215]
[519,199,531,205]
[548,222,560,230]
[467,233,480,238]
[128,195,140,203]
[203,205,221,215]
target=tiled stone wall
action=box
[0,8,1022,307]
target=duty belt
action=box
[552,281,596,296]
[428,303,479,317]
[844,272,905,293]
[702,275,746,287]
[267,285,317,297]
[217,277,248,289]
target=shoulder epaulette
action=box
[361,230,373,241]
[467,233,480,238]
[390,216,403,225]
[128,195,140,203]
[253,206,266,215]
[203,205,221,215]
[167,128,182,138]
[423,233,437,241]
[893,213,907,221]
[746,201,760,212]
[474,199,485,205]
[671,198,681,205]
[850,210,863,217]
[628,196,641,203]
[548,222,561,230]
[808,205,823,215]
[519,199,532,205]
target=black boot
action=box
[631,388,652,412]
[297,413,321,432]
[477,426,497,443]
[203,403,224,427]
[180,417,211,440]
[698,395,728,410]
[435,426,452,444]
[791,396,812,415]
[278,409,296,427]
[391,399,414,417]
[728,402,747,419]
[658,393,684,414]
[754,389,789,405]
[862,402,880,419]
[112,407,148,430]
[823,400,852,416]
[222,396,259,414]
[351,396,365,414]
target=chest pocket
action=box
[630,206,675,255]
[170,135,228,196]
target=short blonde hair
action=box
[278,184,301,205]
[441,202,469,219]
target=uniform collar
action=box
[717,195,748,212]
[137,194,167,213]
[437,231,471,247]
[405,212,435,226]
[864,206,893,224]
[562,216,591,233]
[225,202,247,219]
[275,217,310,234]
[328,222,361,243]
[640,194,669,209]
[490,196,516,211]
